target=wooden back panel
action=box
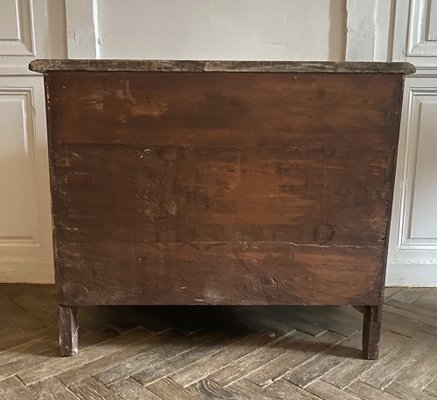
[45,71,403,305]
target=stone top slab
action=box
[29,59,416,75]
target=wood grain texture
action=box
[45,71,402,307]
[306,380,362,400]
[48,72,401,146]
[283,332,361,388]
[57,241,385,306]
[29,377,79,400]
[110,378,160,400]
[146,378,199,400]
[264,379,322,400]
[320,330,408,389]
[0,329,117,380]
[347,380,400,400]
[0,377,27,392]
[133,332,252,385]
[56,329,154,386]
[170,331,276,387]
[190,378,238,400]
[0,387,36,400]
[385,381,437,400]
[359,331,433,389]
[94,330,187,385]
[20,329,149,385]
[229,379,282,400]
[395,331,437,390]
[69,377,120,400]
[424,379,437,397]
[245,331,342,388]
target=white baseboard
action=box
[386,262,437,287]
[0,262,54,284]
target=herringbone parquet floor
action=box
[0,285,436,399]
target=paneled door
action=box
[387,0,437,285]
[0,0,65,282]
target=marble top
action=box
[29,59,416,74]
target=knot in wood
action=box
[313,223,336,244]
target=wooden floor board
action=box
[94,330,187,385]
[284,332,361,388]
[190,378,238,400]
[391,288,430,304]
[262,379,321,400]
[132,332,226,386]
[306,380,362,400]
[396,332,437,390]
[146,377,200,400]
[29,377,80,400]
[206,331,299,386]
[0,284,436,399]
[320,330,409,390]
[57,330,157,387]
[18,328,148,385]
[385,381,437,400]
[0,329,117,381]
[358,332,432,390]
[0,295,45,331]
[424,378,437,397]
[110,378,161,400]
[412,289,437,310]
[383,287,404,300]
[346,380,401,400]
[245,330,342,388]
[69,376,121,400]
[4,285,58,328]
[169,330,280,387]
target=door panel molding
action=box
[0,0,34,56]
[0,87,40,247]
[397,87,437,250]
[406,0,437,57]
[0,76,54,283]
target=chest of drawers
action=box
[30,60,414,358]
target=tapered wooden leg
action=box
[58,305,78,356]
[362,305,382,360]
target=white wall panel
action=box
[409,97,437,240]
[0,0,21,39]
[407,0,437,56]
[0,89,39,246]
[393,0,437,65]
[428,0,437,41]
[89,0,346,61]
[0,0,34,55]
[397,87,437,248]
